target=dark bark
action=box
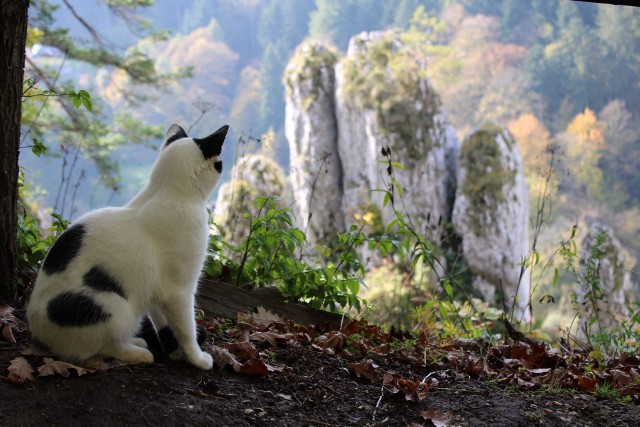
[0,0,30,303]
[197,278,342,329]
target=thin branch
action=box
[61,0,109,49]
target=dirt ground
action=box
[1,308,639,427]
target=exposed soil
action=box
[1,308,639,427]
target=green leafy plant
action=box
[205,196,369,312]
[374,145,492,338]
[559,227,640,355]
[594,382,622,401]
[16,204,69,302]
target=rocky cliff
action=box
[335,32,458,243]
[451,124,530,320]
[281,32,531,318]
[284,41,345,245]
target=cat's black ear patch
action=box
[193,125,228,159]
[164,124,188,148]
[214,160,223,173]
[47,292,111,327]
[42,224,86,275]
[83,266,126,299]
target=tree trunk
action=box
[0,0,30,303]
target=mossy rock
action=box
[457,124,518,235]
[284,41,339,110]
[460,124,516,207]
[340,32,441,159]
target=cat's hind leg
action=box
[99,341,154,364]
[147,305,183,360]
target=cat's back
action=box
[29,206,159,301]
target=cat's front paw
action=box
[189,350,213,370]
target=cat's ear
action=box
[194,125,229,159]
[163,124,188,148]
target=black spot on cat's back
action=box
[47,292,111,327]
[83,266,126,298]
[214,160,223,173]
[42,224,86,274]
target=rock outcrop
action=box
[335,32,458,243]
[577,224,632,335]
[283,32,458,248]
[282,32,533,319]
[452,124,530,320]
[284,41,345,244]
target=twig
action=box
[372,384,385,421]
[61,0,109,49]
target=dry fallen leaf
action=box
[0,305,27,344]
[240,358,269,376]
[347,360,379,383]
[0,304,15,317]
[252,306,284,324]
[211,346,243,372]
[8,357,35,384]
[37,357,93,378]
[80,357,132,371]
[265,362,286,373]
[421,405,453,427]
[383,371,429,401]
[250,331,293,347]
[2,323,16,343]
[323,333,347,351]
[227,341,257,360]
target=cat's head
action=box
[150,124,228,199]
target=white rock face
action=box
[578,224,632,335]
[284,41,345,244]
[283,33,536,320]
[452,125,530,320]
[334,32,458,243]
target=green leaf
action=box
[443,281,454,299]
[31,138,47,156]
[81,96,93,112]
[347,279,359,296]
[383,192,390,207]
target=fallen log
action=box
[196,278,343,328]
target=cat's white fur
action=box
[26,124,227,370]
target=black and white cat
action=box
[26,124,228,370]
